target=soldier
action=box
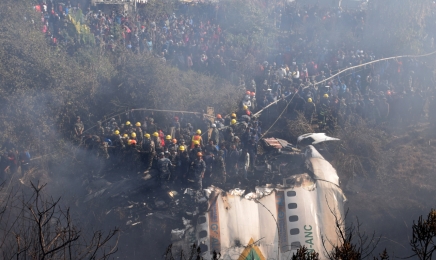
[319,94,330,127]
[142,133,155,170]
[126,137,140,171]
[152,132,163,153]
[74,116,84,138]
[226,144,240,177]
[210,124,220,145]
[165,135,173,147]
[134,122,143,145]
[123,121,133,134]
[96,121,105,138]
[96,137,109,160]
[246,136,257,172]
[157,152,173,188]
[148,118,158,134]
[191,152,206,190]
[189,141,202,160]
[204,140,218,157]
[213,150,226,184]
[304,98,316,124]
[175,145,190,183]
[168,138,179,152]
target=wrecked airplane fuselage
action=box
[84,134,344,259]
[172,141,345,260]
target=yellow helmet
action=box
[196,129,201,135]
[131,132,137,138]
[243,105,248,110]
[135,122,141,127]
[144,133,150,138]
[153,132,159,137]
[307,98,312,103]
[114,130,120,135]
[126,121,131,126]
[231,119,237,125]
[231,113,237,118]
[166,135,172,140]
[323,94,329,98]
[179,145,185,151]
[193,140,200,145]
[123,134,128,138]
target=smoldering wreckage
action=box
[84,133,345,259]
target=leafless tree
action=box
[409,209,436,260]
[322,207,381,260]
[164,243,221,260]
[0,182,119,260]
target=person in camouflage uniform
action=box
[134,122,143,145]
[96,121,105,138]
[74,116,84,138]
[191,152,206,190]
[157,152,173,188]
[213,150,226,184]
[142,133,155,170]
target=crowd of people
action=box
[32,0,436,190]
[74,97,260,190]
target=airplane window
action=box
[199,230,207,238]
[288,203,297,209]
[287,191,296,197]
[289,215,298,222]
[291,242,301,249]
[199,244,208,253]
[290,228,300,235]
[198,216,206,225]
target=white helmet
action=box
[211,124,216,128]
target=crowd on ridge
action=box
[26,1,436,190]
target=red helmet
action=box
[250,92,255,96]
[216,114,222,119]
[246,90,251,95]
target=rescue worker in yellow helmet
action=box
[134,122,143,145]
[142,133,155,170]
[165,135,173,148]
[122,133,129,146]
[191,129,203,149]
[152,132,163,153]
[175,144,190,182]
[112,129,125,150]
[191,151,206,190]
[304,97,316,124]
[241,104,251,117]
